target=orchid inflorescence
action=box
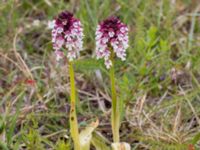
[95,16,129,69]
[51,11,84,61]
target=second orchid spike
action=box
[95,16,128,69]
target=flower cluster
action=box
[95,17,128,69]
[51,11,83,61]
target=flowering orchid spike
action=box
[51,11,84,61]
[95,16,128,69]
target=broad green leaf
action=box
[111,142,131,150]
[91,131,111,150]
[79,119,99,150]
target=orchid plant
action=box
[51,11,84,150]
[95,16,129,147]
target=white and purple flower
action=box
[51,11,84,61]
[95,17,128,69]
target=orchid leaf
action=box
[111,142,131,150]
[91,131,111,150]
[79,119,99,150]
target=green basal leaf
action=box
[111,142,131,150]
[79,120,99,150]
[91,131,111,150]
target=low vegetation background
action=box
[0,0,200,149]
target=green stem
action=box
[110,50,120,143]
[69,61,81,150]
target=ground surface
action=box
[0,0,200,150]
